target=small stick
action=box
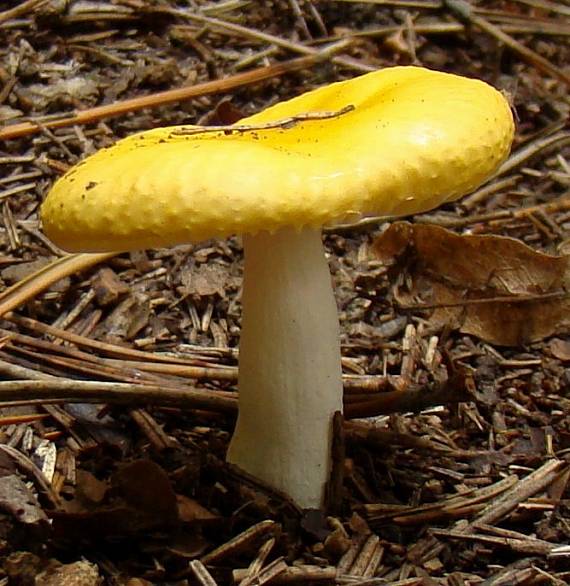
[429,528,556,555]
[344,379,471,418]
[239,557,288,586]
[334,0,441,7]
[510,0,570,17]
[0,182,37,201]
[3,320,404,392]
[345,420,484,458]
[472,459,567,527]
[347,534,384,577]
[492,131,570,179]
[0,413,49,426]
[400,323,417,381]
[421,192,570,229]
[363,476,518,526]
[408,461,569,565]
[337,535,369,576]
[0,374,475,418]
[0,379,237,413]
[201,520,278,565]
[460,175,520,211]
[332,21,570,38]
[233,565,336,584]
[188,560,219,586]
[478,523,556,542]
[287,0,312,39]
[129,408,178,451]
[478,558,538,586]
[7,313,234,366]
[396,290,569,311]
[0,0,47,23]
[6,317,406,396]
[172,105,355,136]
[239,537,277,585]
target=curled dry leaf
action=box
[374,222,570,346]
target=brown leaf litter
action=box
[374,221,570,345]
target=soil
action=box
[0,1,569,585]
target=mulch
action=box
[0,1,569,585]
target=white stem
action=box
[227,227,343,509]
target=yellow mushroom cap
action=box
[41,66,514,252]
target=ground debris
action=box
[35,560,102,586]
[374,221,570,345]
[0,0,568,583]
[0,474,48,526]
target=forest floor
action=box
[0,1,569,585]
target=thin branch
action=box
[0,379,238,412]
[0,0,47,24]
[171,105,355,136]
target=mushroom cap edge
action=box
[41,66,514,252]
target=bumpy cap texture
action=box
[42,66,514,252]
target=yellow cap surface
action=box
[41,66,514,252]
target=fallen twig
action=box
[0,0,47,24]
[171,105,355,136]
[0,379,238,412]
[430,528,557,556]
[233,565,337,584]
[472,458,566,527]
[201,520,279,566]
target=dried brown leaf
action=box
[112,459,179,524]
[52,460,179,541]
[374,222,570,346]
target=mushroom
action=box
[41,66,514,509]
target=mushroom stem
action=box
[227,227,343,509]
